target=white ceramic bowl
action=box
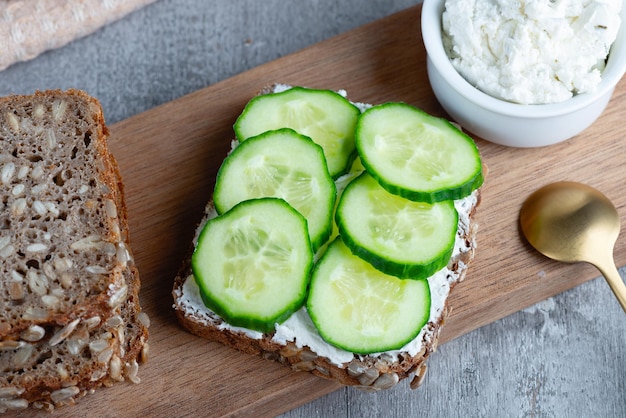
[421,0,626,148]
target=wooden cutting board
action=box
[19,4,626,417]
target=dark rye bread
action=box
[0,90,130,339]
[171,86,483,391]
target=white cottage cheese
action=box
[442,0,622,104]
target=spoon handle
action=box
[597,260,626,313]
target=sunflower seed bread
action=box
[0,90,149,413]
[0,89,133,339]
[0,262,149,412]
[172,86,482,391]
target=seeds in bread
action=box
[0,90,130,339]
[0,90,149,413]
[0,263,149,413]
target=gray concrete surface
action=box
[1,1,624,417]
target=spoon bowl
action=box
[520,181,626,312]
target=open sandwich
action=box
[172,85,483,391]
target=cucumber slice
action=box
[213,128,336,250]
[192,198,313,333]
[336,172,458,279]
[234,87,360,178]
[307,238,431,354]
[356,102,483,203]
[320,156,365,255]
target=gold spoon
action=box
[519,181,626,312]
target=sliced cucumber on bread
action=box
[213,128,336,251]
[336,172,458,280]
[184,86,484,366]
[356,102,483,203]
[192,198,313,333]
[234,86,360,178]
[307,238,431,354]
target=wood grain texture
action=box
[14,4,626,417]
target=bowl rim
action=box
[421,0,626,119]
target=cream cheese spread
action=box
[442,0,622,104]
[174,191,477,367]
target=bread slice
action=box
[172,87,483,391]
[0,262,149,412]
[0,90,130,339]
[0,90,149,413]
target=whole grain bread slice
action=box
[0,261,149,413]
[171,86,483,391]
[0,90,130,339]
[0,89,149,413]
